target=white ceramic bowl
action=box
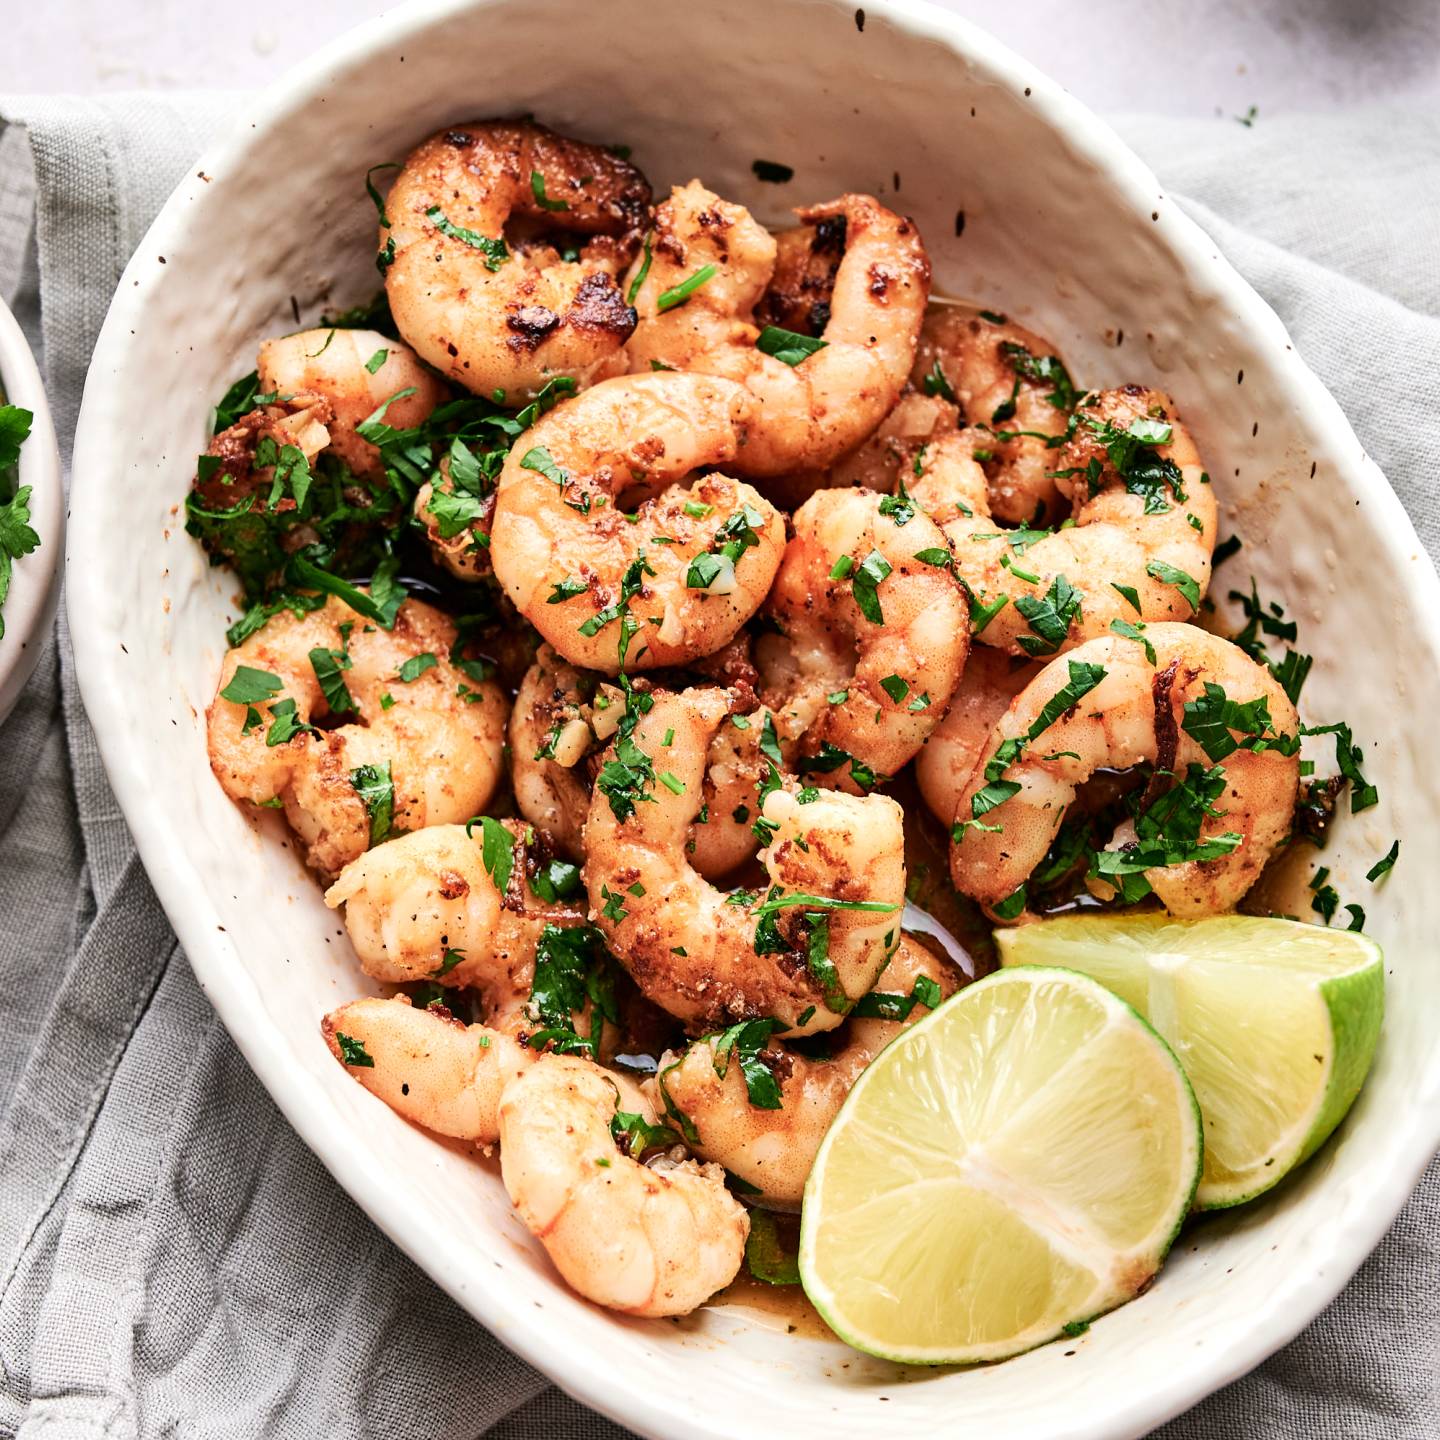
[67,1,1440,1435]
[0,295,62,722]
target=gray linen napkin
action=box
[0,92,1435,1440]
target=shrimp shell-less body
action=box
[490,372,785,672]
[207,594,506,877]
[325,821,578,990]
[913,306,1076,525]
[947,386,1219,657]
[322,995,532,1144]
[384,120,651,399]
[757,487,970,789]
[915,646,1041,825]
[256,328,447,480]
[652,938,958,1209]
[625,184,931,477]
[950,624,1299,917]
[510,645,785,881]
[499,1053,748,1317]
[583,689,905,1035]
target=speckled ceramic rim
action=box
[67,1,1440,1435]
[0,295,62,724]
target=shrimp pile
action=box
[193,116,1314,1326]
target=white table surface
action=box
[8,0,1440,114]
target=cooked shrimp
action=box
[754,213,848,338]
[510,644,601,860]
[322,994,531,1144]
[489,372,784,672]
[625,185,931,475]
[947,386,1219,657]
[384,120,651,399]
[511,646,784,879]
[916,647,1041,825]
[499,1053,747,1316]
[623,180,777,375]
[913,306,1076,525]
[256,328,447,480]
[949,624,1299,918]
[816,391,987,507]
[755,487,969,789]
[326,821,575,987]
[207,594,506,877]
[651,938,958,1208]
[584,688,905,1034]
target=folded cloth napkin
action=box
[0,92,1436,1440]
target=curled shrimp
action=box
[916,646,1040,825]
[651,938,958,1208]
[498,1052,748,1316]
[949,624,1299,918]
[625,184,931,476]
[322,994,532,1144]
[207,594,506,877]
[384,120,651,399]
[945,386,1219,657]
[256,328,447,480]
[913,306,1076,525]
[755,487,970,789]
[511,644,783,879]
[583,688,905,1034]
[489,372,785,672]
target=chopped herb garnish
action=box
[756,325,828,366]
[1146,559,1200,613]
[425,205,509,270]
[1366,840,1399,884]
[350,760,395,846]
[335,1032,374,1068]
[396,652,437,683]
[530,170,570,211]
[851,549,893,624]
[656,263,718,313]
[1014,573,1083,656]
[1110,618,1156,664]
[308,647,357,714]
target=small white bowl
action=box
[66,1,1440,1436]
[0,295,62,722]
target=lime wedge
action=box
[799,967,1201,1363]
[996,914,1383,1209]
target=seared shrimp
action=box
[625,184,931,475]
[511,645,782,880]
[207,594,506,877]
[948,386,1218,657]
[584,688,905,1034]
[652,938,958,1208]
[916,647,1040,824]
[256,328,447,480]
[950,624,1299,918]
[756,488,969,789]
[490,372,784,672]
[384,121,651,399]
[913,307,1076,525]
[499,1053,748,1316]
[322,994,531,1144]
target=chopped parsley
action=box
[395,651,437,683]
[425,205,509,270]
[656,264,717,313]
[1146,559,1200,613]
[851,549,892,624]
[350,761,395,846]
[0,405,38,640]
[530,170,569,212]
[756,326,828,366]
[687,503,766,590]
[334,1032,374,1068]
[526,923,619,1058]
[1014,573,1083,656]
